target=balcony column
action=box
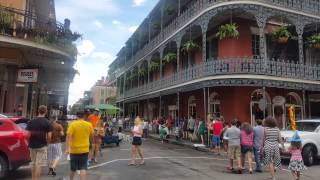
[148,17,151,43]
[123,73,126,95]
[159,47,164,79]
[159,95,162,118]
[131,41,134,58]
[256,14,267,60]
[302,90,306,119]
[147,60,150,84]
[295,21,305,64]
[176,35,182,73]
[201,22,208,62]
[160,1,164,34]
[178,0,181,16]
[177,92,180,126]
[138,66,140,88]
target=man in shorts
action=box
[65,111,94,180]
[211,118,223,154]
[224,119,242,174]
[26,105,52,180]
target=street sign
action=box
[17,69,38,83]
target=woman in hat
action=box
[288,131,306,180]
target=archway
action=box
[250,89,271,126]
[272,96,286,129]
[208,92,221,116]
[285,92,303,127]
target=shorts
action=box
[70,153,89,171]
[228,146,241,160]
[241,145,253,154]
[188,129,194,133]
[48,143,62,161]
[212,135,221,146]
[29,147,47,166]
[132,137,142,146]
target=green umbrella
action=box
[96,104,120,110]
[85,105,97,109]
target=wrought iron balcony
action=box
[121,0,320,72]
[0,5,80,57]
[120,58,320,100]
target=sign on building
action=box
[17,69,38,83]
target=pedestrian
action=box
[240,122,254,174]
[262,117,283,180]
[211,118,223,154]
[26,105,52,180]
[91,120,105,163]
[166,116,173,135]
[224,119,242,174]
[47,116,64,176]
[143,119,149,138]
[187,115,196,141]
[88,109,100,128]
[222,122,230,153]
[128,116,144,165]
[118,116,123,132]
[65,111,94,180]
[159,123,168,143]
[197,119,206,145]
[288,131,306,180]
[182,117,188,139]
[253,119,264,173]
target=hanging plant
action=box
[216,23,239,40]
[307,34,320,49]
[182,40,200,53]
[162,52,177,65]
[138,69,147,77]
[0,9,14,34]
[149,60,160,72]
[131,71,138,79]
[165,7,175,15]
[272,26,291,44]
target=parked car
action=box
[280,119,320,166]
[0,118,30,178]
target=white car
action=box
[281,119,320,166]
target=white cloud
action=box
[91,52,114,61]
[112,20,121,25]
[133,0,146,7]
[77,40,95,57]
[93,20,103,28]
[128,25,138,33]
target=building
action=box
[89,77,117,106]
[108,0,320,128]
[0,0,79,117]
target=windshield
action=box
[286,122,320,132]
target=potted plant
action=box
[138,69,147,77]
[272,26,291,44]
[182,40,200,53]
[0,10,14,35]
[308,34,320,49]
[216,23,239,40]
[162,52,177,65]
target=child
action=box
[288,131,306,180]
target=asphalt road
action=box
[6,139,320,180]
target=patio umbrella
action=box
[85,105,97,109]
[96,104,120,115]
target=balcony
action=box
[120,58,320,100]
[116,0,320,74]
[0,5,80,59]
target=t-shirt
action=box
[133,125,143,137]
[224,126,241,147]
[49,121,64,144]
[88,115,99,128]
[26,117,52,149]
[212,122,223,136]
[253,125,264,148]
[67,119,93,154]
[240,131,254,146]
[188,118,195,130]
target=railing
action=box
[0,5,80,57]
[119,0,320,74]
[118,58,320,100]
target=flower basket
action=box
[182,40,200,53]
[162,53,177,65]
[308,34,320,49]
[277,37,289,44]
[216,23,239,40]
[313,43,320,49]
[272,26,291,44]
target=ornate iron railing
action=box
[118,58,320,100]
[0,5,80,57]
[118,0,320,75]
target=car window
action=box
[292,122,320,132]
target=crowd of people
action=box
[25,105,306,180]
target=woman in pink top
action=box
[240,122,254,174]
[128,116,144,166]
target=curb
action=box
[147,134,210,153]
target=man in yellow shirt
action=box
[65,111,93,180]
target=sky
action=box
[55,0,158,105]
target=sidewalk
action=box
[147,133,210,153]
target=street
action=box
[6,139,320,180]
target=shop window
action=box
[250,89,272,126]
[188,96,196,118]
[209,92,220,116]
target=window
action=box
[252,35,260,58]
[100,89,105,96]
[209,93,220,116]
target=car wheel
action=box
[0,155,9,179]
[302,145,316,166]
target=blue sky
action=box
[55,0,158,105]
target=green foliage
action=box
[165,7,175,15]
[272,26,291,39]
[162,52,177,65]
[216,23,239,40]
[149,60,160,72]
[138,68,147,77]
[0,8,14,32]
[308,34,320,47]
[181,40,200,53]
